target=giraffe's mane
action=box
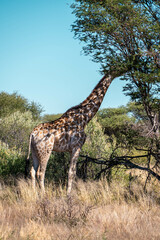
[44,103,82,126]
[63,103,82,115]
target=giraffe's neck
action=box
[80,74,113,124]
[60,74,113,131]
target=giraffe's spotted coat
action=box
[28,74,113,194]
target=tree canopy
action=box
[71,0,160,108]
[71,1,159,128]
[71,0,160,74]
[71,0,160,180]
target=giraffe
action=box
[26,74,115,195]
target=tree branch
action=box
[78,154,160,181]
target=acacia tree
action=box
[71,0,160,179]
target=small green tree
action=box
[0,141,26,179]
[82,116,108,158]
[97,106,137,152]
[0,111,38,152]
[0,92,43,120]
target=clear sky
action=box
[0,0,130,115]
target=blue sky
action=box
[0,0,130,115]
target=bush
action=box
[82,116,109,158]
[45,152,70,185]
[0,141,25,180]
[0,111,38,152]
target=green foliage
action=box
[0,111,38,151]
[127,101,148,121]
[98,107,135,135]
[97,106,138,150]
[71,0,160,74]
[82,116,109,158]
[46,152,70,185]
[0,92,43,120]
[0,142,25,179]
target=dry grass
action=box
[0,178,160,240]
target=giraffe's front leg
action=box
[67,147,81,196]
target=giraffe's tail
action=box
[25,133,32,178]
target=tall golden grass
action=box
[0,178,160,240]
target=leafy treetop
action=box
[0,92,43,120]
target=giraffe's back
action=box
[31,116,86,154]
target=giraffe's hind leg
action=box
[30,147,39,190]
[36,151,52,193]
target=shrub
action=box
[0,141,25,180]
[82,116,109,158]
[0,111,38,152]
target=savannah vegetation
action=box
[0,0,160,239]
